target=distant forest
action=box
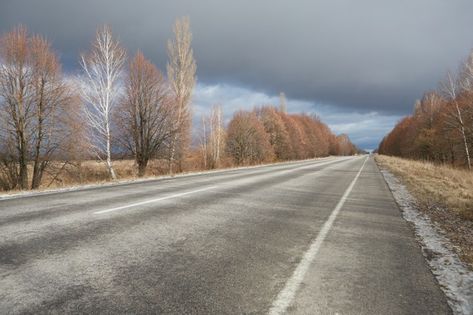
[378,50,473,170]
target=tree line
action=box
[200,105,358,169]
[0,19,358,191]
[378,50,473,170]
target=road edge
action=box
[377,162,473,315]
[0,156,341,201]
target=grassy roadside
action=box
[0,156,336,198]
[375,155,473,268]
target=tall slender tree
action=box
[198,114,208,169]
[79,25,126,179]
[198,105,224,169]
[208,105,225,168]
[166,16,196,174]
[440,71,471,169]
[279,92,287,113]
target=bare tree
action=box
[439,71,471,169]
[198,114,208,169]
[279,92,287,113]
[208,105,225,168]
[336,134,356,156]
[29,36,72,188]
[78,25,126,180]
[0,26,71,190]
[256,106,291,160]
[0,26,31,189]
[118,51,175,177]
[226,111,273,165]
[199,105,225,169]
[420,92,442,128]
[166,16,196,174]
[459,51,473,137]
[459,50,473,93]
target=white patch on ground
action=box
[381,169,473,315]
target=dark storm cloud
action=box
[1,0,473,115]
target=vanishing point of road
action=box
[0,156,451,314]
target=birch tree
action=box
[166,16,196,174]
[79,25,126,180]
[459,51,473,135]
[198,115,208,169]
[420,92,442,128]
[439,71,471,169]
[279,92,287,113]
[459,50,473,93]
[208,105,225,168]
[199,105,224,169]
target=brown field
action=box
[0,159,168,193]
[0,153,257,194]
[375,154,473,267]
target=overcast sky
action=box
[2,0,473,149]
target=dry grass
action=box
[57,159,166,185]
[0,159,178,193]
[376,155,473,220]
[0,154,238,194]
[376,154,473,266]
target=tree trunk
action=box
[18,133,29,190]
[106,155,116,180]
[31,123,43,189]
[31,161,41,189]
[455,102,471,170]
[168,132,178,175]
[31,167,41,189]
[460,125,471,170]
[137,159,148,177]
[106,123,117,180]
[31,162,45,189]
[18,152,28,189]
[31,83,45,190]
[169,144,175,175]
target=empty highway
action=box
[0,156,451,314]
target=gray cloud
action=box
[193,83,401,150]
[1,0,473,147]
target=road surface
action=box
[0,156,451,314]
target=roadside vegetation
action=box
[0,20,359,192]
[375,155,473,267]
[377,46,473,268]
[378,50,473,170]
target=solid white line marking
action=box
[93,186,217,215]
[268,156,368,315]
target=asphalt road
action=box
[0,156,451,314]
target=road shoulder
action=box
[377,158,473,314]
